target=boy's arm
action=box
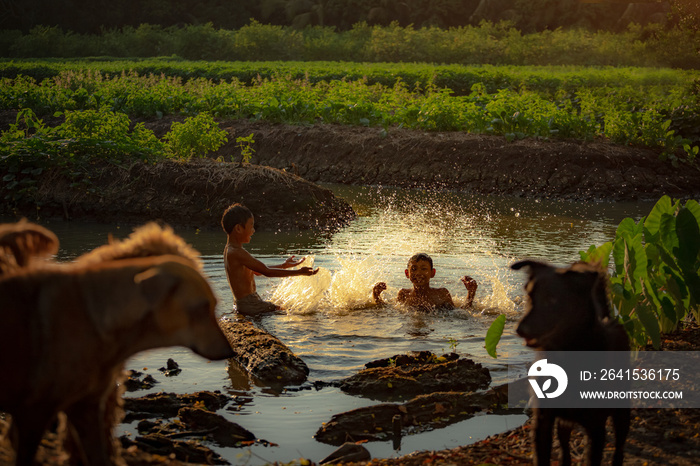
[396,288,410,303]
[233,249,317,277]
[372,282,387,305]
[439,288,455,308]
[270,255,305,269]
[460,276,478,307]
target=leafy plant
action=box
[580,196,700,349]
[163,112,228,159]
[235,132,256,164]
[1,61,698,167]
[684,143,699,163]
[0,107,169,205]
[2,21,700,68]
[485,314,506,358]
[447,337,459,353]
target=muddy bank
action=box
[210,120,700,202]
[2,112,698,230]
[0,159,355,231]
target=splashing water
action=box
[327,255,386,310]
[270,257,332,314]
[271,255,389,314]
[268,187,522,317]
[467,276,516,316]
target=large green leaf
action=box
[579,241,612,268]
[676,207,700,266]
[579,196,699,350]
[613,218,643,277]
[659,212,679,254]
[616,217,639,239]
[623,234,647,294]
[663,270,689,320]
[657,242,681,273]
[634,301,661,349]
[676,206,700,307]
[644,195,674,241]
[485,314,506,359]
[685,199,700,228]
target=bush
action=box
[163,112,228,159]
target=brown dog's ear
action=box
[0,220,59,273]
[134,266,181,308]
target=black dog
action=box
[512,260,630,466]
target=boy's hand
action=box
[373,282,387,303]
[373,282,387,294]
[460,275,478,294]
[283,255,305,268]
[299,266,318,275]
[461,276,477,308]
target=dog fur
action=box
[77,222,202,270]
[0,219,58,276]
[0,221,234,465]
[512,259,630,466]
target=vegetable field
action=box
[2,60,699,165]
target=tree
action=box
[669,0,700,32]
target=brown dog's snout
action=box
[196,335,235,360]
[191,319,234,361]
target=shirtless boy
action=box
[222,203,318,316]
[372,253,478,310]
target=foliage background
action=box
[2,0,698,33]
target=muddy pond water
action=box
[34,185,654,464]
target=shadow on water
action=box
[4,185,655,464]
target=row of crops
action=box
[1,59,699,166]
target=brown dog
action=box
[0,222,234,465]
[512,260,630,466]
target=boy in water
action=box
[222,203,318,316]
[372,253,478,310]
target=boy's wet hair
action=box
[408,252,433,268]
[222,203,253,234]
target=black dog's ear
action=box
[511,260,551,272]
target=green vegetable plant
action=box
[235,132,255,165]
[2,63,698,163]
[580,196,700,349]
[1,107,165,204]
[163,112,228,159]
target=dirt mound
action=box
[3,112,698,229]
[212,119,700,202]
[0,158,355,231]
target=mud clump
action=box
[339,351,491,401]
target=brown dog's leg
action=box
[65,396,123,466]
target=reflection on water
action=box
[3,185,654,464]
